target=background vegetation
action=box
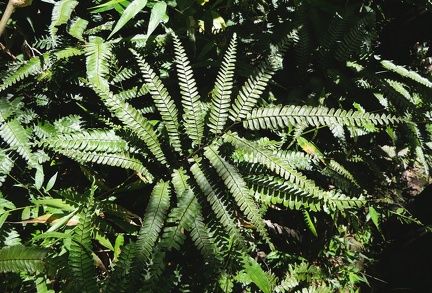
[1,0,432,292]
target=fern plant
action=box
[1,1,431,292]
[0,23,407,293]
[24,30,402,292]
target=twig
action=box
[0,40,16,59]
[0,0,33,38]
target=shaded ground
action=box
[367,168,432,292]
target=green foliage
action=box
[242,254,272,293]
[173,33,205,146]
[85,37,112,91]
[68,197,99,293]
[1,0,432,292]
[209,33,237,135]
[243,105,401,130]
[50,0,80,42]
[109,0,148,39]
[135,179,171,265]
[132,47,182,152]
[0,245,48,273]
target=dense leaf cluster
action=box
[1,0,432,292]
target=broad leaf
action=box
[109,0,148,38]
[243,254,272,293]
[147,2,168,37]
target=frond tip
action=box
[209,33,237,134]
[172,33,205,146]
[85,37,112,91]
[131,49,182,152]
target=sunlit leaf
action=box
[147,2,168,37]
[34,167,44,190]
[45,172,58,192]
[108,0,148,39]
[243,255,272,293]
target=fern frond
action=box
[224,132,365,210]
[385,79,414,104]
[171,168,220,262]
[406,122,429,175]
[318,7,355,67]
[172,34,205,146]
[204,145,272,247]
[0,149,14,186]
[0,57,46,92]
[52,47,84,60]
[190,160,246,246]
[105,243,136,293]
[69,204,99,293]
[135,180,170,264]
[137,197,190,292]
[0,97,22,122]
[381,60,432,88]
[33,34,58,50]
[50,0,79,42]
[229,64,274,122]
[374,78,415,110]
[294,285,332,293]
[68,17,89,41]
[161,187,199,251]
[0,48,83,92]
[229,32,293,122]
[209,33,237,134]
[49,115,82,134]
[0,119,37,167]
[274,262,322,293]
[97,202,141,225]
[171,167,190,196]
[42,129,129,153]
[190,212,221,264]
[96,90,166,164]
[296,136,359,187]
[302,210,318,237]
[277,150,313,170]
[264,218,302,242]
[84,20,115,36]
[85,37,112,91]
[326,159,359,187]
[225,132,312,185]
[112,67,138,84]
[52,149,153,182]
[240,149,313,172]
[33,122,58,139]
[249,175,321,210]
[54,47,84,59]
[293,4,311,78]
[138,250,170,293]
[131,49,182,152]
[113,86,149,101]
[320,167,357,194]
[243,105,401,130]
[335,11,375,61]
[0,245,48,273]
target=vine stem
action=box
[0,0,33,38]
